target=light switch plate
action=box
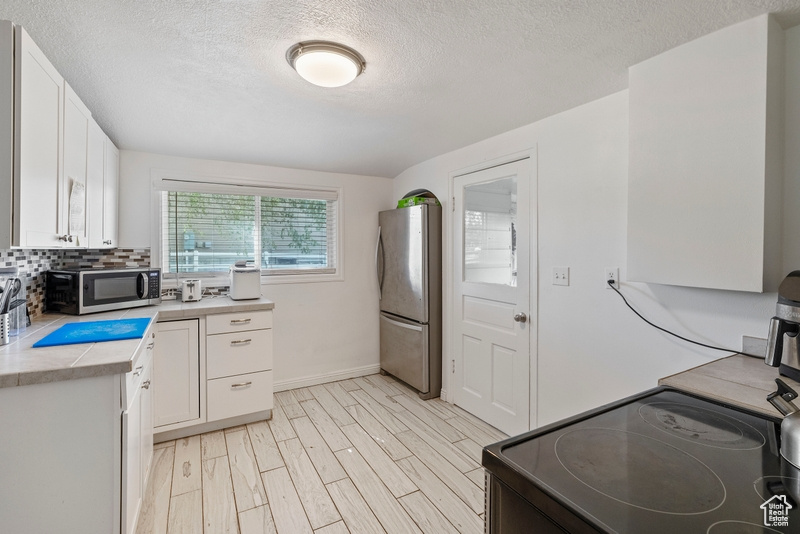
[553,267,569,286]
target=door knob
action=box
[514,312,527,323]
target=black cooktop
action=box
[483,388,799,533]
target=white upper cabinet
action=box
[103,136,120,247]
[0,22,13,246]
[627,14,784,292]
[10,23,66,248]
[87,119,119,248]
[0,20,119,250]
[62,82,90,247]
[87,118,105,248]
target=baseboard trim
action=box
[273,363,382,392]
[154,409,272,443]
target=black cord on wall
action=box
[606,279,762,358]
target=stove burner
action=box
[639,402,766,450]
[706,520,782,533]
[555,428,726,514]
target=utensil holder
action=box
[0,313,9,347]
[7,281,27,337]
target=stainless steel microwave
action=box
[46,268,161,315]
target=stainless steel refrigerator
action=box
[377,204,441,399]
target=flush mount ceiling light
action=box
[286,41,366,88]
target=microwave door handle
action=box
[137,272,148,299]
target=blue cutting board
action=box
[32,318,152,348]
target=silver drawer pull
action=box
[230,318,251,325]
[230,339,252,346]
[141,380,151,390]
[231,381,253,389]
[146,342,154,350]
[133,365,143,376]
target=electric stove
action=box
[482,388,799,533]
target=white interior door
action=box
[452,158,532,436]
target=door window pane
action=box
[463,176,517,286]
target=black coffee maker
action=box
[766,271,800,382]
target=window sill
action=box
[161,271,343,288]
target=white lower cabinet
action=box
[206,310,273,420]
[153,308,273,440]
[0,319,156,534]
[154,319,200,428]
[122,327,155,534]
[207,370,273,421]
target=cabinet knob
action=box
[513,312,528,323]
[103,240,112,245]
[146,342,154,350]
[141,380,151,390]
[57,234,73,242]
[133,365,143,376]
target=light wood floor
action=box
[135,373,508,534]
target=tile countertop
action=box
[0,296,274,389]
[659,353,800,418]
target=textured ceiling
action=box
[1,1,800,178]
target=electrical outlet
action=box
[605,267,619,289]
[553,267,569,286]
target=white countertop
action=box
[0,296,274,389]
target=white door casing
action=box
[451,156,535,436]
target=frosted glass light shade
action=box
[287,41,365,88]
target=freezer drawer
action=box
[380,312,429,394]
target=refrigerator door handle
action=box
[375,225,384,300]
[381,314,424,332]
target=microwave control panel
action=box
[147,271,161,298]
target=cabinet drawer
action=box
[207,371,273,421]
[207,329,272,379]
[124,329,155,409]
[206,310,272,335]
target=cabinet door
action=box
[154,320,200,428]
[122,383,142,534]
[140,337,154,494]
[103,137,119,248]
[61,82,90,247]
[0,22,13,249]
[14,25,64,248]
[86,118,105,248]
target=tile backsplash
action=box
[0,248,150,319]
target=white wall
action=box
[119,151,394,388]
[394,25,800,427]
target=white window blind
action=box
[158,180,338,277]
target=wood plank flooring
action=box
[136,374,507,534]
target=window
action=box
[157,178,339,279]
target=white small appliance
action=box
[181,279,202,302]
[230,261,261,300]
